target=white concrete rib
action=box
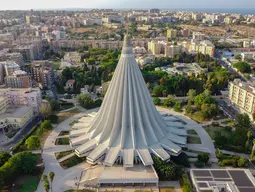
[71,35,187,167]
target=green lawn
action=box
[19,177,40,192]
[69,120,79,126]
[187,129,198,135]
[187,136,201,144]
[59,131,70,136]
[55,150,74,160]
[60,155,86,169]
[203,124,232,140]
[55,137,70,145]
[52,61,61,70]
[221,119,235,126]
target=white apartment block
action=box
[241,52,255,61]
[83,18,102,26]
[0,88,42,113]
[229,79,255,121]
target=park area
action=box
[203,124,232,140]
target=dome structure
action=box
[70,35,187,167]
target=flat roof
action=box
[98,164,158,184]
[0,106,32,119]
[191,169,255,192]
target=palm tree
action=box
[49,171,55,192]
[246,131,252,152]
[250,139,255,159]
[247,131,252,141]
[44,180,50,192]
[41,174,48,182]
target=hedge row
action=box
[12,126,38,153]
[180,174,192,192]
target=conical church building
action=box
[70,35,187,168]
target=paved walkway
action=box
[37,106,216,191]
[36,108,98,192]
[58,152,76,163]
[221,149,250,159]
[159,181,182,192]
[157,107,216,158]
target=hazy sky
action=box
[1,0,255,10]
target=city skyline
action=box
[0,0,255,10]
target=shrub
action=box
[174,102,182,112]
[198,153,210,164]
[25,136,41,150]
[171,152,190,167]
[48,115,58,124]
[153,156,182,180]
[153,97,161,105]
[40,120,53,130]
[237,157,249,167]
[0,152,38,187]
[12,126,37,153]
[218,159,237,167]
[180,174,192,192]
[94,99,102,107]
[194,160,205,168]
[0,152,11,167]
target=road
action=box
[215,49,247,82]
[0,115,42,151]
[217,100,238,122]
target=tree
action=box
[237,157,248,167]
[163,95,176,107]
[49,171,55,192]
[77,94,94,109]
[233,62,251,73]
[44,179,50,192]
[40,104,52,119]
[233,114,252,147]
[25,136,41,150]
[198,153,210,164]
[0,152,11,167]
[45,98,60,111]
[251,139,255,159]
[187,89,197,105]
[42,174,48,182]
[41,120,53,130]
[234,54,242,61]
[174,102,182,112]
[245,131,252,152]
[153,97,161,105]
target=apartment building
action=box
[31,61,54,89]
[0,61,20,76]
[12,40,43,62]
[83,18,102,26]
[0,52,25,68]
[64,52,82,63]
[167,29,177,39]
[0,105,33,130]
[187,40,215,57]
[148,41,163,55]
[229,79,255,121]
[0,33,14,43]
[0,88,42,113]
[192,32,206,41]
[165,45,182,58]
[241,52,255,61]
[5,70,32,88]
[149,9,160,14]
